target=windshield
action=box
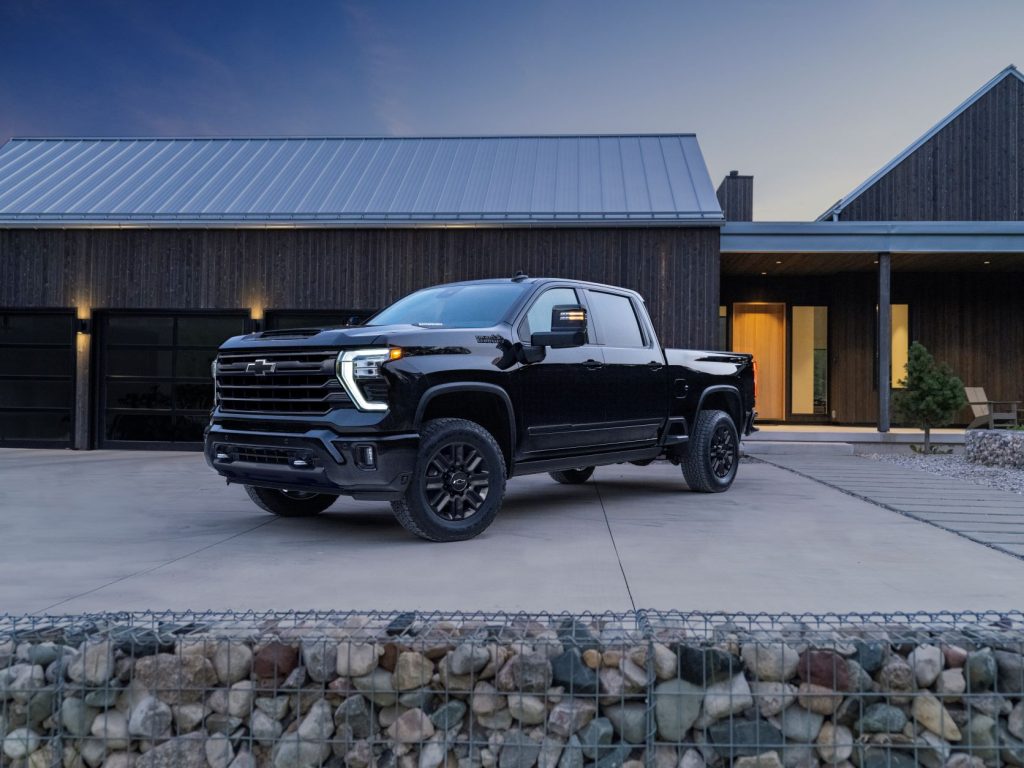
[367,284,527,328]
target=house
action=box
[0,135,721,448]
[721,65,1024,428]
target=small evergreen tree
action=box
[891,341,966,453]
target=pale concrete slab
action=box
[2,448,1023,615]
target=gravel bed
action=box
[863,451,1024,495]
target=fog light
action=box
[215,451,231,462]
[354,444,377,469]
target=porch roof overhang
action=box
[721,221,1024,254]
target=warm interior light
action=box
[760,271,767,275]
[775,260,782,265]
[250,306,264,321]
[984,260,991,265]
[389,348,403,360]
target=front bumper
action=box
[204,420,419,501]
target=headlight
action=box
[337,348,400,412]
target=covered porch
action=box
[720,222,1024,430]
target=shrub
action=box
[892,341,966,453]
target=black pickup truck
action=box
[205,276,756,541]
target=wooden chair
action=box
[965,386,1021,429]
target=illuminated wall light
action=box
[984,260,991,265]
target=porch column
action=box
[877,252,891,432]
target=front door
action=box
[732,303,786,421]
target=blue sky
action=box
[1,0,1022,219]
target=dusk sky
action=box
[2,0,1022,219]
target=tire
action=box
[681,409,739,493]
[391,418,507,542]
[245,485,337,517]
[549,467,595,484]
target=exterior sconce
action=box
[76,318,92,335]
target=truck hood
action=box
[219,323,502,351]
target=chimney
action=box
[716,170,753,221]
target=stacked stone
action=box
[966,431,1024,470]
[1,617,1023,768]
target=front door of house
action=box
[732,303,786,420]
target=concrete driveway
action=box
[2,448,1023,615]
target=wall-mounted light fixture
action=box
[250,306,264,332]
[76,318,92,335]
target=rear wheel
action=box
[391,418,506,542]
[681,409,739,493]
[549,467,595,484]
[245,486,338,517]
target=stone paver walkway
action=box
[759,453,1024,559]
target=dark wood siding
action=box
[839,75,1024,221]
[716,174,753,222]
[723,270,1024,424]
[0,227,719,349]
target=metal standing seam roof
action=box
[0,135,723,227]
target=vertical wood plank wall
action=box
[838,75,1024,221]
[0,227,720,350]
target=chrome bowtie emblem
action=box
[246,359,276,375]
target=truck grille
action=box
[215,350,353,415]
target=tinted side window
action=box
[587,290,645,348]
[519,288,580,339]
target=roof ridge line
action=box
[4,133,699,143]
[817,64,1024,221]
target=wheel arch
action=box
[696,385,743,430]
[415,383,516,472]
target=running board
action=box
[511,446,661,477]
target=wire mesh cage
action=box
[1,610,1023,768]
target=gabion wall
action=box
[966,431,1024,469]
[1,611,1023,768]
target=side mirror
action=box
[531,304,587,349]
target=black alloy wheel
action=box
[681,409,739,493]
[391,418,506,541]
[423,441,492,521]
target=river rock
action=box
[301,639,337,683]
[4,663,44,703]
[134,653,217,704]
[498,652,553,694]
[395,652,434,691]
[816,722,853,763]
[91,710,131,749]
[2,728,40,760]
[912,694,961,741]
[549,700,597,738]
[551,650,599,695]
[61,697,99,737]
[742,643,800,682]
[965,650,996,692]
[734,753,784,768]
[680,748,706,768]
[129,694,173,738]
[935,668,965,697]
[856,703,907,734]
[654,679,702,740]
[876,658,914,701]
[775,705,823,742]
[76,640,115,685]
[253,642,298,681]
[908,645,944,688]
[431,700,467,732]
[450,644,491,676]
[251,709,284,744]
[651,643,678,681]
[852,641,887,674]
[704,673,753,720]
[578,717,613,759]
[388,708,435,743]
[604,703,645,744]
[352,668,398,707]
[136,734,207,768]
[172,702,207,733]
[508,694,547,725]
[751,682,797,717]
[798,651,850,690]
[212,640,253,684]
[472,681,507,715]
[500,730,543,768]
[708,719,785,758]
[206,733,235,768]
[797,683,840,716]
[995,649,1024,694]
[538,735,565,768]
[1010,701,1024,740]
[676,646,742,685]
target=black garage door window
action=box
[0,310,76,447]
[264,309,376,331]
[99,312,247,448]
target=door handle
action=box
[647,362,664,370]
[583,359,604,370]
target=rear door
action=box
[584,289,666,448]
[513,286,608,456]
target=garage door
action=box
[0,310,76,447]
[99,312,248,447]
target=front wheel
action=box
[681,409,739,492]
[391,418,506,542]
[549,467,595,485]
[245,486,338,517]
